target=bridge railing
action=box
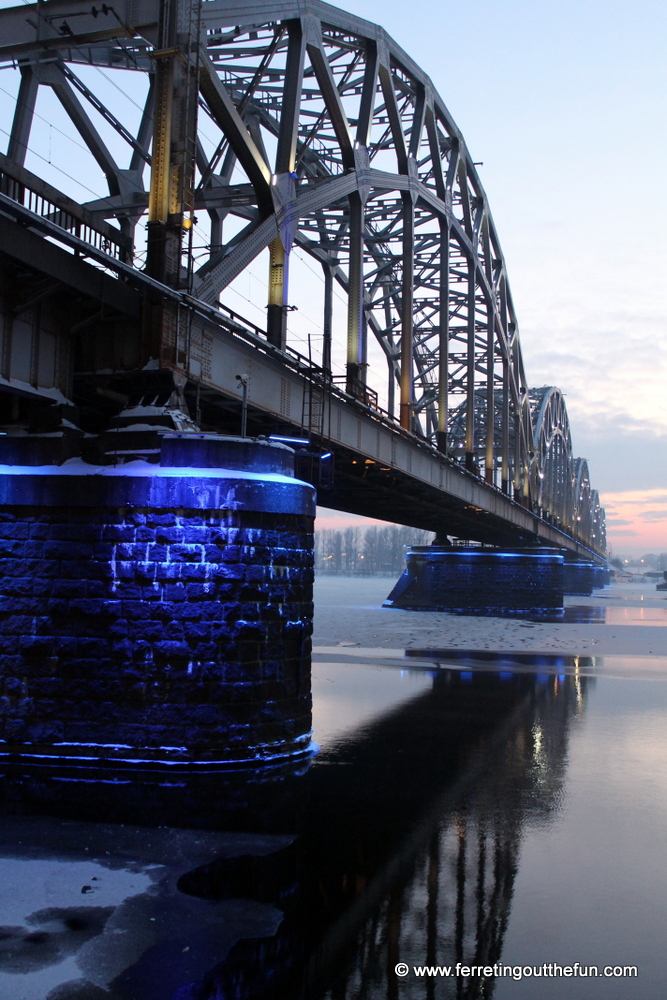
[331,376,379,413]
[213,303,398,426]
[0,152,132,263]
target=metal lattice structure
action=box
[0,0,605,554]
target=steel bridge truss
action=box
[0,0,605,552]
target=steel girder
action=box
[0,0,606,554]
[573,459,606,553]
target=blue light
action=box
[498,671,513,681]
[269,435,310,445]
[413,550,563,561]
[460,671,474,682]
[320,452,332,460]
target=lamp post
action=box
[236,374,249,437]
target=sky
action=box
[0,0,664,554]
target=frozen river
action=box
[0,576,665,999]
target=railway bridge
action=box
[0,0,606,766]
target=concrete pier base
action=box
[384,547,565,613]
[0,436,315,768]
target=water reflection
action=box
[312,670,585,1000]
[466,605,667,625]
[447,605,608,624]
[0,668,587,1000]
[405,649,598,670]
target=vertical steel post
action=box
[322,262,333,374]
[485,307,495,484]
[346,191,366,396]
[513,410,522,499]
[209,212,223,255]
[267,237,288,350]
[387,354,395,417]
[465,261,476,471]
[146,0,199,288]
[345,39,377,401]
[523,463,531,503]
[436,221,449,453]
[400,193,414,430]
[267,20,304,353]
[144,0,200,379]
[147,52,174,237]
[240,379,248,436]
[501,355,510,494]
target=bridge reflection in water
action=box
[0,665,588,1000]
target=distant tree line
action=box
[315,525,434,575]
[610,553,667,571]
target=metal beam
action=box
[346,191,365,394]
[275,20,306,174]
[400,193,414,430]
[437,220,449,453]
[303,15,355,170]
[0,212,140,316]
[199,53,272,213]
[7,65,38,167]
[50,74,122,194]
[0,0,159,60]
[465,259,476,471]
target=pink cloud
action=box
[601,488,667,551]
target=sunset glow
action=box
[602,489,667,555]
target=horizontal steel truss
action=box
[0,0,605,553]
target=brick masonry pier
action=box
[0,437,315,767]
[384,547,566,612]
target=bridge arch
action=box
[0,0,606,556]
[529,387,573,526]
[573,458,594,545]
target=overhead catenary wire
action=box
[0,124,106,201]
[0,83,98,161]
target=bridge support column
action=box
[0,437,315,768]
[267,237,289,351]
[384,547,564,613]
[562,556,596,596]
[346,191,367,397]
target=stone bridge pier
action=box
[0,438,315,768]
